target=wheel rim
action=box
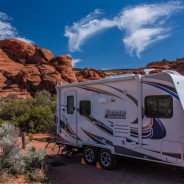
[46,141,60,157]
[101,152,111,167]
[85,149,94,162]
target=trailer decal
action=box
[78,86,123,100]
[60,120,82,141]
[81,128,105,145]
[105,109,126,119]
[114,146,169,162]
[81,128,113,146]
[107,121,114,127]
[60,120,75,138]
[103,84,145,123]
[103,84,138,106]
[131,118,153,131]
[142,148,181,159]
[162,152,181,159]
[144,82,179,100]
[144,81,177,93]
[114,145,146,158]
[130,118,166,139]
[82,115,113,136]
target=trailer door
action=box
[64,90,78,146]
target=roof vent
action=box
[57,81,63,85]
[144,69,155,75]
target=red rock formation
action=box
[0,38,77,98]
[52,55,77,83]
[0,38,184,98]
[76,69,107,82]
[176,58,184,75]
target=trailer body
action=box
[56,71,184,167]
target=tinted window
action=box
[146,96,157,117]
[67,96,74,114]
[80,101,91,115]
[145,95,173,118]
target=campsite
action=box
[1,0,184,183]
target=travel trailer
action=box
[55,70,184,169]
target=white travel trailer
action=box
[56,70,184,169]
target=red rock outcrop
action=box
[0,38,184,98]
[52,55,77,83]
[0,38,77,98]
[76,69,107,82]
[176,58,184,75]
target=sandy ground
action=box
[17,134,52,152]
[12,135,184,184]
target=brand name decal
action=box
[105,109,126,119]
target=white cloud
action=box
[117,1,183,57]
[0,12,34,44]
[65,1,184,57]
[66,53,82,67]
[64,9,117,52]
[72,58,82,67]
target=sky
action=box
[0,0,184,69]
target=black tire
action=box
[83,146,98,165]
[98,149,117,170]
[45,140,60,158]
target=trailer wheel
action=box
[98,149,117,170]
[83,146,98,165]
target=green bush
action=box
[0,90,56,133]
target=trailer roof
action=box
[56,73,140,88]
[56,70,181,89]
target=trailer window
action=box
[80,101,91,116]
[145,95,173,118]
[67,96,74,114]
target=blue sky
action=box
[0,0,184,69]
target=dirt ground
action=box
[46,152,184,184]
[18,135,184,184]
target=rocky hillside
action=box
[0,38,184,98]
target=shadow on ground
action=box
[45,153,184,184]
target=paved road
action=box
[47,154,184,184]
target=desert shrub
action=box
[0,123,25,175]
[0,123,48,182]
[0,90,56,133]
[33,44,39,48]
[23,146,45,172]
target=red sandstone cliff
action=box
[0,38,184,98]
